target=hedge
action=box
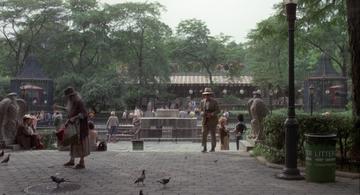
[260,111,359,165]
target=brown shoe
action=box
[63,161,75,167]
[74,164,85,169]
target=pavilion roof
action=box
[310,54,343,78]
[168,74,253,85]
[15,55,51,80]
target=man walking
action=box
[56,87,90,169]
[200,88,220,152]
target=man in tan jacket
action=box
[200,88,220,152]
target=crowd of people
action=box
[16,87,93,169]
[199,87,248,152]
[12,85,267,170]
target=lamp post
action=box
[309,85,314,116]
[277,0,303,180]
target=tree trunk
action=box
[346,0,360,159]
[340,46,349,106]
[204,65,213,85]
[138,29,145,86]
[346,0,360,121]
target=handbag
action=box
[62,121,79,146]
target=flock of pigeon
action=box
[49,169,171,194]
[134,170,171,186]
[1,149,173,194]
[134,170,171,195]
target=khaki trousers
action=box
[202,124,216,149]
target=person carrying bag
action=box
[55,87,90,169]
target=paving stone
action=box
[0,143,359,195]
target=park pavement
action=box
[0,142,359,195]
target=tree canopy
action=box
[0,0,351,112]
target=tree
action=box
[54,72,85,104]
[80,70,125,112]
[0,0,66,75]
[245,1,350,92]
[107,2,171,85]
[106,2,172,107]
[223,41,246,77]
[244,16,289,88]
[291,0,350,106]
[175,19,227,85]
[297,0,349,76]
[346,0,360,126]
[63,0,113,77]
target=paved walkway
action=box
[0,143,359,195]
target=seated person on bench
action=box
[16,114,43,150]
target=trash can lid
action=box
[304,133,337,138]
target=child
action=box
[88,121,98,151]
[233,114,247,150]
[106,111,119,142]
[218,116,229,150]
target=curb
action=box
[249,151,360,179]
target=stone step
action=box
[239,140,255,152]
[109,137,202,142]
[6,144,21,151]
[247,139,256,146]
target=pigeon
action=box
[157,177,171,187]
[0,150,4,157]
[1,154,10,163]
[214,159,218,163]
[50,176,67,188]
[139,190,143,195]
[134,170,146,185]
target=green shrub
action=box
[228,110,250,120]
[252,144,285,164]
[40,132,57,150]
[222,95,240,104]
[262,112,357,164]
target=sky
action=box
[99,0,280,43]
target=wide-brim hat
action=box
[202,87,214,95]
[64,87,77,97]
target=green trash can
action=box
[305,133,337,182]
